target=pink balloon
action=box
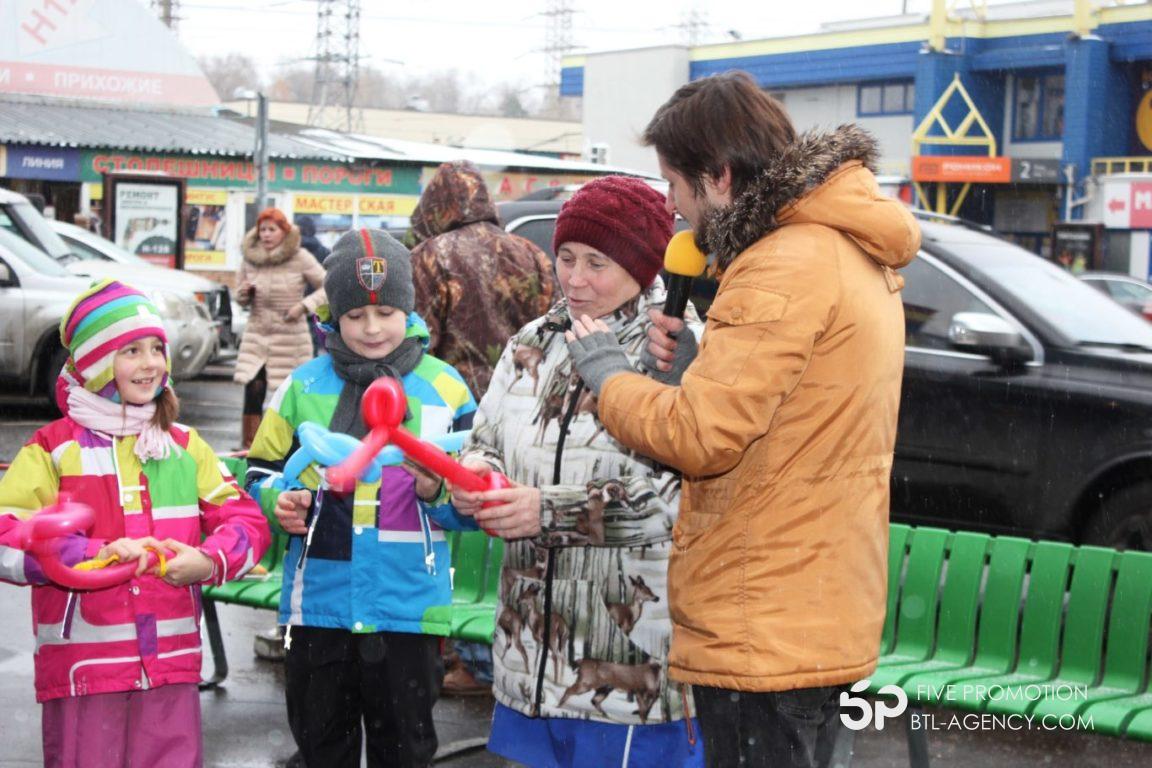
[22,497,167,591]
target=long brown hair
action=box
[642,71,796,201]
[152,387,180,431]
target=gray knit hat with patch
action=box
[324,228,415,319]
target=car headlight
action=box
[150,290,196,322]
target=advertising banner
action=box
[111,181,181,268]
[1102,180,1152,229]
[357,195,419,229]
[2,0,219,106]
[292,193,354,251]
[912,156,1011,183]
[4,145,80,181]
[184,188,228,268]
[912,156,1062,185]
[80,152,421,194]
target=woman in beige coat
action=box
[234,208,326,446]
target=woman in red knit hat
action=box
[450,176,707,767]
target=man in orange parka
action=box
[566,72,920,768]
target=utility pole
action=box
[150,0,181,31]
[254,92,270,212]
[307,0,362,132]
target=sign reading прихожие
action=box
[79,152,421,195]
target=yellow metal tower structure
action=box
[911,73,998,215]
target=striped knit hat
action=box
[59,280,170,401]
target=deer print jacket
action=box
[463,281,704,725]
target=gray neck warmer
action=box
[326,332,424,438]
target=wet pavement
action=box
[1,367,1151,766]
[1,575,1150,767]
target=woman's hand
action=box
[96,536,167,576]
[565,313,612,340]
[283,303,306,322]
[449,459,492,518]
[564,314,631,396]
[237,281,254,305]
[474,483,542,540]
[402,460,443,502]
[153,540,215,586]
[274,489,313,535]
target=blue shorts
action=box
[488,703,705,768]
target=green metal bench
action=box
[427,531,505,644]
[200,456,288,688]
[200,455,504,687]
[871,524,1152,765]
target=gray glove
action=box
[567,330,632,396]
[641,327,698,386]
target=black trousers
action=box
[284,626,443,768]
[693,684,846,768]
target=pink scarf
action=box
[66,386,175,462]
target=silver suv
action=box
[0,227,91,405]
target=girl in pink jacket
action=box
[0,280,270,768]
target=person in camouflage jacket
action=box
[410,160,556,397]
[451,177,705,767]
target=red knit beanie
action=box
[552,176,672,288]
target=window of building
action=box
[857,81,914,117]
[1013,73,1064,141]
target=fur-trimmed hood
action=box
[701,124,918,271]
[242,225,303,266]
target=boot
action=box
[254,626,285,662]
[241,414,262,449]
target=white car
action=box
[0,228,99,406]
[0,187,216,381]
[48,220,233,372]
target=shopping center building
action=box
[564,0,1152,275]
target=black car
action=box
[501,204,1152,550]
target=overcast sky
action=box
[170,0,1024,96]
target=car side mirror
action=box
[948,312,1033,366]
[0,261,13,287]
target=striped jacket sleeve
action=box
[245,375,303,521]
[420,366,480,532]
[187,430,271,585]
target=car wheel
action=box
[1083,482,1152,551]
[42,345,69,413]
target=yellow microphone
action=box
[663,230,707,319]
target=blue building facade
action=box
[563,5,1152,272]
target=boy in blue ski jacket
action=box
[246,228,477,767]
